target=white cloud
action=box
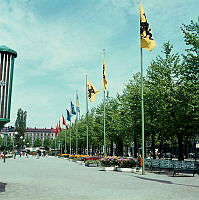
[2,0,198,128]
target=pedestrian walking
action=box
[137,154,142,167]
[14,150,17,159]
[3,151,6,163]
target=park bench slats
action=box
[145,159,199,176]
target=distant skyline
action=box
[0,0,198,128]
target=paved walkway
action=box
[0,156,199,200]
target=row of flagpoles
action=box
[54,93,80,155]
[53,48,107,156]
[54,2,156,175]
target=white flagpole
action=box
[65,112,67,153]
[75,90,78,155]
[103,49,106,155]
[141,47,145,175]
[86,74,89,155]
[70,121,71,154]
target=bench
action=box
[172,161,199,177]
[145,159,199,176]
[148,159,161,172]
[159,160,173,174]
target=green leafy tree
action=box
[43,137,52,150]
[33,137,42,147]
[15,108,27,149]
[0,136,3,150]
[120,73,142,157]
[25,137,32,147]
[7,136,13,150]
[181,19,199,158]
[146,42,184,159]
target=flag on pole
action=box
[76,93,80,114]
[103,54,107,91]
[58,120,62,131]
[87,80,99,102]
[55,123,59,136]
[66,109,71,122]
[62,114,69,129]
[139,2,156,51]
[71,101,76,115]
[62,114,66,126]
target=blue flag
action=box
[66,109,71,122]
[71,101,76,115]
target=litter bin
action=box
[0,182,7,192]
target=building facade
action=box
[0,127,56,145]
[26,128,56,145]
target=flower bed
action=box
[100,156,118,167]
[117,158,136,168]
[84,156,100,161]
[59,154,70,158]
[85,159,100,167]
[99,156,136,170]
[68,154,89,161]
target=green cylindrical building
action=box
[0,45,17,129]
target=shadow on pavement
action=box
[134,176,199,188]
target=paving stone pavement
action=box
[0,156,199,200]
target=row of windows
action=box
[29,136,55,140]
[0,132,55,137]
[26,133,54,137]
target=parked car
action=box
[5,153,13,158]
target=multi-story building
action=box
[26,128,56,145]
[0,127,56,145]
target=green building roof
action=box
[0,45,17,58]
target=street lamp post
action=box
[13,132,18,153]
[23,139,25,151]
[3,132,8,163]
[19,136,23,155]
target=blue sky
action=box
[0,0,198,128]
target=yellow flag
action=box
[87,80,99,102]
[103,56,107,91]
[139,3,156,51]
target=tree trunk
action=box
[194,138,197,162]
[184,137,188,159]
[116,138,123,156]
[178,134,184,161]
[91,144,94,155]
[152,133,156,159]
[158,141,163,159]
[134,136,138,158]
[110,139,113,156]
[126,146,129,157]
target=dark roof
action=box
[26,128,55,133]
[3,127,56,133]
